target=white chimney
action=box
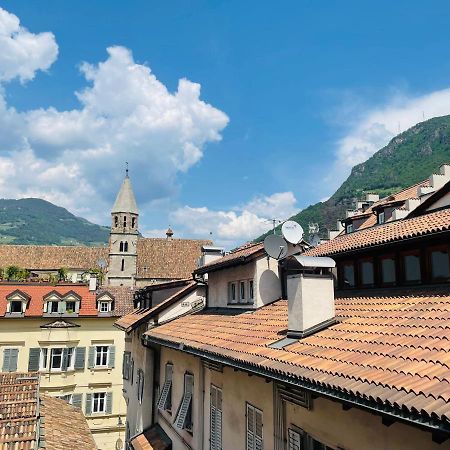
[89,274,97,291]
[287,256,336,338]
[198,246,224,267]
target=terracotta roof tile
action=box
[306,207,450,256]
[96,285,136,316]
[136,238,211,279]
[40,395,96,450]
[146,288,450,423]
[195,242,264,274]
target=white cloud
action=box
[0,7,58,82]
[0,8,229,224]
[335,88,450,172]
[170,192,298,248]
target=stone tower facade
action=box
[107,172,139,287]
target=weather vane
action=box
[125,161,129,177]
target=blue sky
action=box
[2,1,450,247]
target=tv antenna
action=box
[266,218,283,234]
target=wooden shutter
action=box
[88,346,95,369]
[2,349,11,372]
[85,393,92,415]
[58,301,65,313]
[288,428,304,450]
[28,348,40,372]
[61,348,69,371]
[71,393,83,409]
[175,373,193,430]
[122,351,130,380]
[108,345,116,368]
[74,347,86,370]
[8,349,18,372]
[246,404,263,450]
[106,392,113,414]
[255,408,263,450]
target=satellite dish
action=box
[264,234,288,259]
[281,220,304,244]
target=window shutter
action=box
[130,358,134,383]
[71,393,83,409]
[85,393,92,415]
[175,392,192,429]
[74,347,86,370]
[246,404,255,450]
[28,348,40,372]
[2,349,11,372]
[122,352,130,380]
[106,392,113,415]
[288,428,302,450]
[157,379,172,410]
[108,345,116,368]
[210,386,222,450]
[61,348,69,371]
[216,388,222,450]
[58,301,65,313]
[88,346,95,369]
[9,349,18,372]
[255,409,263,450]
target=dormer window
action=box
[43,291,81,315]
[6,290,30,316]
[96,293,114,314]
[99,301,111,313]
[48,301,59,313]
[346,223,353,234]
[378,211,385,224]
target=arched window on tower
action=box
[121,259,125,272]
[119,242,124,252]
[131,217,136,228]
[114,216,118,227]
[124,242,128,252]
[123,216,127,227]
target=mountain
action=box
[0,198,109,246]
[256,114,450,242]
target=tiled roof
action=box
[115,281,197,332]
[131,424,172,450]
[0,284,99,317]
[40,395,97,450]
[305,207,450,257]
[195,242,264,275]
[0,372,40,449]
[136,238,211,279]
[96,285,136,316]
[145,288,450,425]
[0,244,108,270]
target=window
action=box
[46,347,75,371]
[95,346,109,367]
[239,281,246,302]
[121,259,125,272]
[122,352,131,380]
[99,301,110,313]
[175,373,193,432]
[137,368,145,404]
[48,301,59,313]
[228,282,237,303]
[114,216,118,227]
[131,217,136,228]
[92,392,106,413]
[210,385,222,450]
[248,280,254,302]
[342,263,355,288]
[378,211,385,224]
[360,260,374,286]
[123,216,127,227]
[430,247,450,281]
[381,256,396,284]
[157,363,173,412]
[346,223,353,234]
[51,348,63,370]
[403,252,421,282]
[58,394,73,403]
[10,301,23,313]
[66,301,76,313]
[246,403,263,450]
[2,348,19,372]
[124,241,129,252]
[287,427,338,450]
[40,348,48,370]
[119,241,124,252]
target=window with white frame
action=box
[42,347,75,371]
[157,363,173,413]
[48,301,59,313]
[346,223,353,234]
[246,403,263,450]
[210,385,222,450]
[377,211,385,225]
[137,368,145,404]
[92,392,106,413]
[99,301,110,312]
[248,280,254,302]
[175,373,193,432]
[228,282,237,303]
[239,281,246,302]
[95,346,109,367]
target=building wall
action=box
[207,257,280,309]
[157,286,206,324]
[155,347,448,450]
[0,317,126,450]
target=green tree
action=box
[58,267,68,281]
[5,266,20,281]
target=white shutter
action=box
[157,364,173,411]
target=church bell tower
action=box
[107,166,139,286]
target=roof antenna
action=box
[125,161,129,177]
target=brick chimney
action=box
[286,255,336,338]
